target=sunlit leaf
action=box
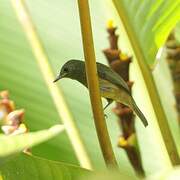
[112,0,180,66]
[0,124,64,158]
[0,153,90,180]
[80,169,137,180]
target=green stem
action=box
[77,0,118,167]
[112,0,180,165]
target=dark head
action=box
[53,60,85,83]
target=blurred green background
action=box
[0,0,179,177]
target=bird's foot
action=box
[104,113,108,119]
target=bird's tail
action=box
[131,99,148,127]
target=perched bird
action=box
[54,60,148,127]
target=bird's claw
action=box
[104,114,108,119]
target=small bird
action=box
[54,60,148,127]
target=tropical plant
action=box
[0,0,179,179]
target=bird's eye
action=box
[64,68,68,73]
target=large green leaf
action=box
[0,125,64,158]
[0,153,90,180]
[0,0,80,166]
[112,0,180,66]
[80,170,138,180]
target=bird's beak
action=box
[53,75,61,83]
[53,73,67,83]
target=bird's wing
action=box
[96,62,131,95]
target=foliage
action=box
[112,0,180,67]
[0,125,64,158]
[0,153,89,180]
[0,0,179,179]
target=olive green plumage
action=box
[54,59,148,127]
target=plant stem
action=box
[77,0,118,167]
[112,0,180,165]
[11,0,93,170]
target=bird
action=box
[54,59,148,127]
